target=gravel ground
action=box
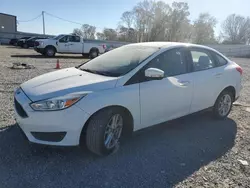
[0,45,249,188]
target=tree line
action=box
[72,0,250,44]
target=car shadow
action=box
[5,46,18,48]
[0,112,236,188]
[11,54,89,59]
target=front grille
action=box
[14,98,28,118]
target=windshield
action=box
[53,35,65,40]
[79,45,159,77]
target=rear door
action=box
[58,35,70,53]
[187,48,223,113]
[68,35,83,53]
[139,48,194,128]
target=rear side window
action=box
[190,50,215,71]
[214,53,228,66]
[146,48,187,77]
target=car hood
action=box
[21,67,118,101]
[36,39,48,42]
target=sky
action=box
[1,0,250,36]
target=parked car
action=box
[22,36,48,48]
[34,34,106,58]
[14,42,242,156]
[17,37,32,47]
[9,38,18,46]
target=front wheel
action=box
[45,47,56,57]
[86,108,124,156]
[213,90,233,119]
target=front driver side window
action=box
[146,48,187,77]
[59,36,69,43]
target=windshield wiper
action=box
[80,68,98,74]
[80,68,118,77]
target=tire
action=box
[23,43,28,49]
[89,49,99,59]
[86,108,125,156]
[213,90,233,119]
[45,46,56,57]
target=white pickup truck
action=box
[34,34,106,58]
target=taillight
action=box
[34,41,39,46]
[102,44,106,49]
[236,66,243,75]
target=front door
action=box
[139,48,193,128]
[68,35,83,53]
[58,35,70,53]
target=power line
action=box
[44,11,83,26]
[44,11,104,30]
[18,14,42,22]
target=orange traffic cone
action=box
[55,59,61,69]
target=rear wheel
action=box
[89,49,99,59]
[86,108,124,156]
[213,90,233,119]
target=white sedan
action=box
[14,42,242,156]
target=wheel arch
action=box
[80,105,134,144]
[89,47,99,54]
[215,86,236,104]
[45,45,57,52]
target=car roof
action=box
[127,42,216,51]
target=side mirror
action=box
[145,68,164,80]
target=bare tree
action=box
[117,26,137,42]
[149,1,171,41]
[166,2,190,42]
[96,32,106,40]
[72,24,96,39]
[133,0,154,42]
[120,11,135,41]
[222,14,250,44]
[121,11,134,29]
[81,24,96,39]
[102,28,118,41]
[192,13,217,44]
[119,1,192,42]
[72,28,83,36]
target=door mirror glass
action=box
[145,68,164,79]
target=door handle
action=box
[215,73,223,77]
[178,81,190,86]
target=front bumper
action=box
[14,88,90,146]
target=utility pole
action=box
[42,11,45,35]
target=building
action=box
[0,13,17,33]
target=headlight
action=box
[30,93,87,111]
[40,42,44,46]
